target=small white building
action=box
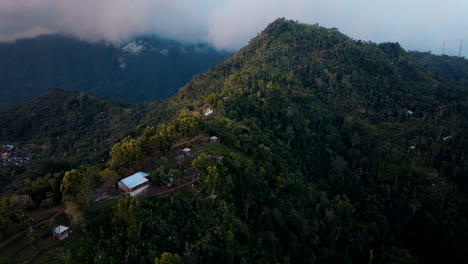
[53,225,69,240]
[406,110,414,116]
[210,136,218,144]
[118,172,150,197]
[182,147,191,156]
[204,108,213,117]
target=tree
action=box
[116,196,142,242]
[60,166,97,207]
[191,153,210,174]
[284,125,295,146]
[382,247,418,264]
[155,252,183,264]
[152,124,177,154]
[79,165,98,209]
[140,126,158,154]
[99,168,120,187]
[65,202,84,225]
[205,166,221,195]
[109,136,145,172]
[28,228,40,251]
[172,110,203,137]
[61,169,82,202]
[9,194,34,210]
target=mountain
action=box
[0,89,147,190]
[1,19,467,264]
[0,34,231,108]
[409,51,468,86]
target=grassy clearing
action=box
[203,144,249,162]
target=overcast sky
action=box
[0,0,467,56]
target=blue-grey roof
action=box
[54,225,69,233]
[121,172,149,189]
[132,172,149,178]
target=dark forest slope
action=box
[0,89,146,189]
[409,51,468,86]
[50,19,466,263]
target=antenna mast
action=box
[459,39,464,57]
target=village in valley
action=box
[1,144,32,167]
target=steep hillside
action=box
[2,19,467,264]
[0,89,147,190]
[44,19,466,264]
[0,34,231,108]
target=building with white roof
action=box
[204,108,213,117]
[118,172,150,197]
[53,225,69,240]
[182,147,191,156]
[210,136,218,144]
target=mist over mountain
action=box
[0,34,231,108]
[1,0,467,55]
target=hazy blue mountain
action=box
[0,34,231,108]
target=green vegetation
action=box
[410,51,468,86]
[0,18,467,263]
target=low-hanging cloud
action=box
[0,0,467,55]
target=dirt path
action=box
[0,205,65,249]
[144,174,197,197]
[172,135,205,148]
[154,177,199,196]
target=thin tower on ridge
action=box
[459,39,464,57]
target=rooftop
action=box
[120,172,149,189]
[132,172,149,178]
[54,225,69,234]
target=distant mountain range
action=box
[0,34,231,108]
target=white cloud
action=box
[0,0,466,55]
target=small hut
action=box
[53,225,69,240]
[182,147,191,156]
[210,136,218,144]
[164,174,175,187]
[207,194,218,199]
[204,108,213,117]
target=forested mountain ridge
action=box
[59,19,465,263]
[0,18,467,264]
[0,34,231,108]
[0,89,147,190]
[409,51,468,86]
